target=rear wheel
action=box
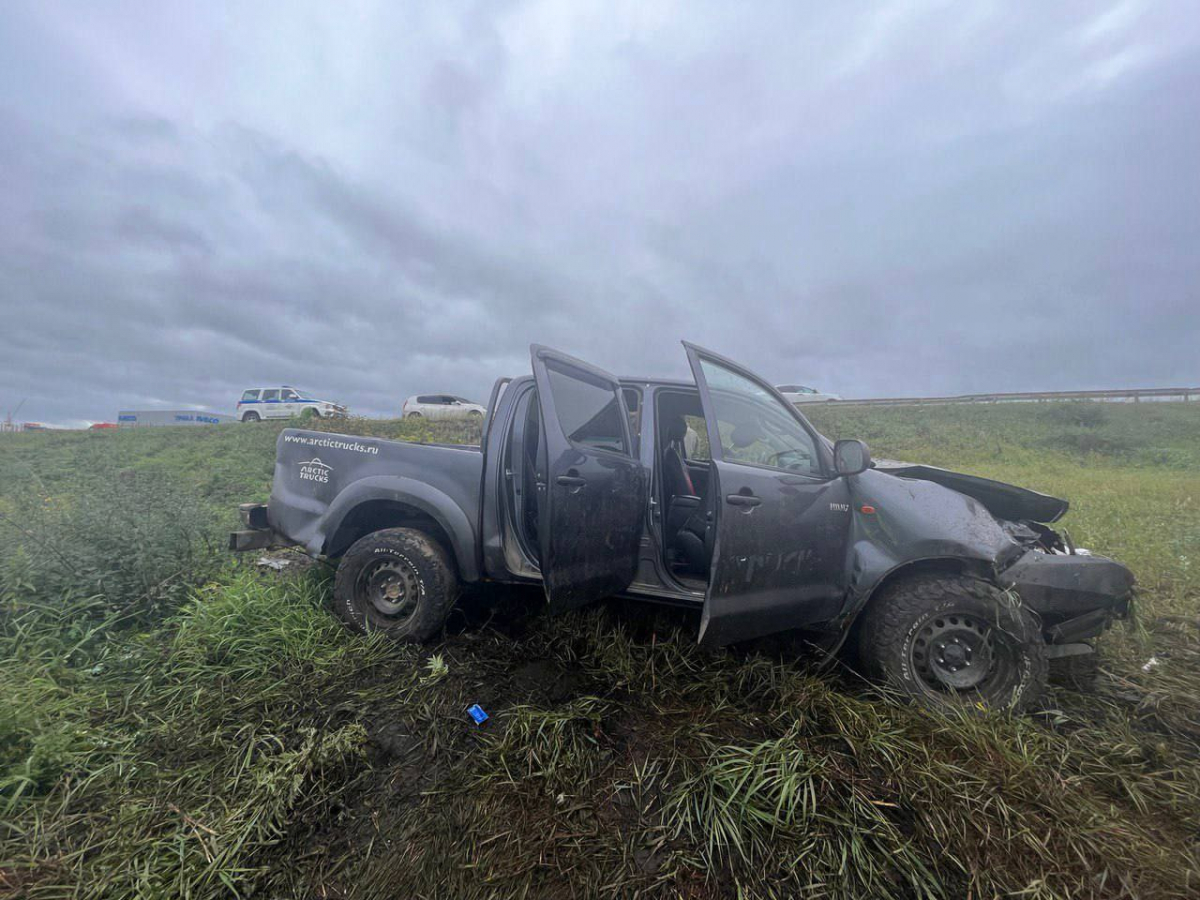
[406,412,423,419]
[242,411,260,423]
[857,573,1048,713]
[333,528,458,642]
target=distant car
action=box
[776,384,841,403]
[401,395,486,420]
[89,423,118,430]
[237,387,347,422]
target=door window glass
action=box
[281,389,299,401]
[262,389,280,402]
[544,361,629,455]
[698,359,820,475]
[241,390,259,402]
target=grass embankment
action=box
[1,403,1198,899]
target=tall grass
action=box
[1,403,1199,898]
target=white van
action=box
[237,387,347,422]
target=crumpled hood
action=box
[871,460,1068,523]
[838,466,1028,621]
[847,467,1022,575]
[840,467,1132,622]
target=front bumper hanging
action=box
[1004,551,1134,617]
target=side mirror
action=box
[834,439,871,476]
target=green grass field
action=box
[1,402,1198,899]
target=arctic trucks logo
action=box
[297,458,332,484]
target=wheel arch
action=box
[325,500,453,564]
[318,479,478,580]
[843,556,995,638]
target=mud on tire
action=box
[857,573,1048,714]
[333,528,458,642]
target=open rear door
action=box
[531,345,649,613]
[684,342,853,647]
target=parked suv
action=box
[237,387,346,422]
[231,343,1133,713]
[401,394,486,420]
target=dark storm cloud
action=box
[2,1,1198,426]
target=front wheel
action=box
[333,528,458,642]
[857,573,1048,713]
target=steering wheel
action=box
[767,449,813,471]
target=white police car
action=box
[237,387,347,422]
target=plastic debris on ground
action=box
[467,704,489,725]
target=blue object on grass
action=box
[467,704,489,724]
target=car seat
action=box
[661,416,711,574]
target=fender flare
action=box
[315,476,479,581]
[837,540,999,630]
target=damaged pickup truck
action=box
[231,343,1133,712]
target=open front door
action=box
[531,345,649,613]
[684,342,853,647]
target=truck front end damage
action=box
[847,465,1134,655]
[1000,542,1133,652]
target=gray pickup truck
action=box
[232,343,1133,712]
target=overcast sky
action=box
[2,1,1198,425]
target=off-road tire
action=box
[242,411,260,423]
[407,412,423,419]
[857,573,1048,714]
[300,407,320,421]
[333,528,458,642]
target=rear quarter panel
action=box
[269,428,485,578]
